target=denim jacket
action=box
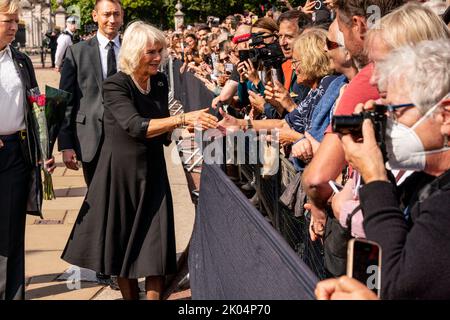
[291,74,347,172]
[306,74,348,142]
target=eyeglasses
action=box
[386,103,415,120]
[326,38,343,51]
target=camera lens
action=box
[314,0,323,10]
[332,114,364,135]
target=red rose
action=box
[28,96,38,104]
[37,95,46,107]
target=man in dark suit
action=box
[58,0,123,187]
[57,0,123,288]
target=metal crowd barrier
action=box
[166,58,327,280]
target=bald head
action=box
[329,19,344,47]
[235,24,251,37]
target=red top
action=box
[325,63,380,133]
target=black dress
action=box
[61,71,177,279]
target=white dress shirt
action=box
[0,45,26,135]
[96,32,121,80]
[55,29,74,68]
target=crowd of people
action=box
[164,0,450,300]
[1,0,450,301]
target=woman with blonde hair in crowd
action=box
[221,28,337,149]
[62,21,218,300]
[365,1,450,100]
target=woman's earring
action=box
[444,134,449,148]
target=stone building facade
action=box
[18,0,67,49]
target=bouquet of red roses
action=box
[29,87,54,200]
[28,86,72,200]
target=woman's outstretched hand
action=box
[184,108,219,131]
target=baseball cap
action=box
[67,16,77,24]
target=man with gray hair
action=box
[54,15,79,72]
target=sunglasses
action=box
[291,59,301,70]
[326,38,343,51]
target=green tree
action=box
[52,0,307,32]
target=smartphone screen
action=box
[224,63,234,75]
[347,239,382,296]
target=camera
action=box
[238,32,285,69]
[314,0,323,10]
[207,16,220,25]
[332,104,388,159]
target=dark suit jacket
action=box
[58,36,105,163]
[10,47,43,216]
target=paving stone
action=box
[50,176,87,188]
[42,197,84,211]
[27,274,59,286]
[54,188,70,197]
[26,280,104,300]
[25,225,73,251]
[68,187,87,197]
[52,167,66,177]
[57,266,98,282]
[64,169,85,177]
[39,209,67,221]
[25,250,70,278]
[65,210,80,225]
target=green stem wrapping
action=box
[43,169,56,200]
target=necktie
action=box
[107,41,117,78]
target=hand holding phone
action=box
[347,239,382,298]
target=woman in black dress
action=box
[61,21,218,300]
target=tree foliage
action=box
[52,0,305,32]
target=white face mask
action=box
[385,100,450,171]
[385,119,426,171]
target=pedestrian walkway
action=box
[24,56,195,300]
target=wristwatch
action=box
[246,119,253,131]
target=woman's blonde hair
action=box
[292,28,333,81]
[0,0,19,14]
[365,2,450,51]
[119,21,167,75]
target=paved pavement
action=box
[24,55,195,300]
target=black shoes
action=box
[96,273,120,291]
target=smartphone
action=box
[239,49,250,63]
[224,63,234,74]
[347,238,382,297]
[328,180,344,193]
[270,68,281,84]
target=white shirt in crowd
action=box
[54,29,74,68]
[0,45,25,135]
[96,31,121,80]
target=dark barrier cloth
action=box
[171,59,215,112]
[189,164,319,300]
